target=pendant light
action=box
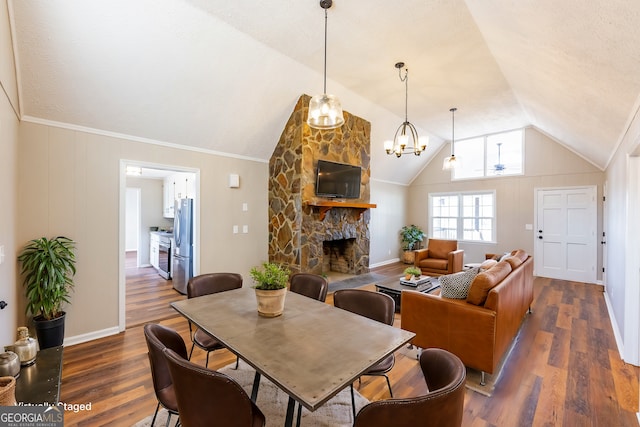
[442,107,459,170]
[307,0,344,130]
[384,62,428,157]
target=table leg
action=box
[251,371,261,402]
[284,397,296,427]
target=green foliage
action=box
[250,262,290,290]
[404,266,422,277]
[17,236,76,321]
[400,225,425,250]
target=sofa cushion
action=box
[479,259,498,270]
[440,267,480,299]
[510,249,528,263]
[504,255,523,269]
[467,261,513,306]
[417,258,448,271]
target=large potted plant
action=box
[17,236,76,349]
[250,262,290,317]
[400,225,425,264]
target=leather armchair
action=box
[354,348,466,427]
[414,239,464,276]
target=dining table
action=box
[170,287,415,427]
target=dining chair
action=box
[353,348,466,427]
[332,289,396,418]
[143,323,188,427]
[186,273,242,367]
[163,347,265,427]
[289,272,329,302]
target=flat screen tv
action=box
[315,160,361,199]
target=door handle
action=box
[538,230,543,233]
[538,236,543,239]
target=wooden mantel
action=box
[307,201,377,221]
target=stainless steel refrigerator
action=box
[172,198,193,294]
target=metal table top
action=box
[171,287,414,412]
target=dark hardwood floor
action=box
[60,259,639,426]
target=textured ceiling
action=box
[10,0,640,183]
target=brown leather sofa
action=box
[413,239,464,276]
[402,250,533,380]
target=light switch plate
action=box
[233,225,239,234]
[242,225,248,234]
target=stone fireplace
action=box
[268,95,374,276]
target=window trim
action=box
[451,128,524,181]
[428,190,497,244]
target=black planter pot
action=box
[33,312,66,349]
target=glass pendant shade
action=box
[442,154,458,170]
[307,94,345,129]
[443,107,459,170]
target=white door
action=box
[535,186,597,283]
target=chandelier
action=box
[307,0,344,130]
[442,107,459,170]
[384,62,428,157]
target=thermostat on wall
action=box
[228,174,240,188]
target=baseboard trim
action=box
[603,290,626,361]
[370,258,401,269]
[64,326,121,347]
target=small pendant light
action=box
[443,107,459,170]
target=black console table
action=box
[15,346,63,405]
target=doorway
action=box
[534,186,597,283]
[119,161,199,330]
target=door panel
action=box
[535,187,597,283]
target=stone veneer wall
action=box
[269,94,372,275]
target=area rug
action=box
[133,360,369,427]
[327,272,387,293]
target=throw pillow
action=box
[440,267,480,299]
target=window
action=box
[452,129,523,180]
[429,191,496,242]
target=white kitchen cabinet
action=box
[163,172,196,218]
[163,178,175,218]
[150,232,160,269]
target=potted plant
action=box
[400,225,425,264]
[403,266,422,281]
[17,236,76,349]
[250,261,290,317]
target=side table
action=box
[15,346,63,405]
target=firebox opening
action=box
[322,238,357,279]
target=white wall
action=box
[125,188,139,252]
[0,0,20,347]
[604,103,640,365]
[369,179,408,266]
[126,177,173,265]
[17,122,269,342]
[408,127,604,268]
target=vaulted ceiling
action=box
[9,0,640,183]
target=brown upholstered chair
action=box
[163,347,265,427]
[333,289,396,418]
[414,239,464,276]
[289,272,329,302]
[143,323,188,427]
[354,348,466,427]
[186,273,242,367]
